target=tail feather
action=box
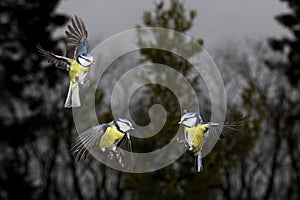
[64,83,81,108]
[195,154,204,172]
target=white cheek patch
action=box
[78,57,91,67]
[183,117,197,127]
[118,122,130,132]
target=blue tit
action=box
[71,118,134,170]
[178,110,244,172]
[37,15,94,108]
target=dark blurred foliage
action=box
[267,0,300,86]
[0,0,110,199]
[211,0,300,194]
[0,0,71,199]
[265,0,300,198]
[0,0,68,144]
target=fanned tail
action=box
[64,83,81,108]
[195,154,204,172]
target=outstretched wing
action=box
[117,133,132,152]
[71,124,107,161]
[37,45,71,71]
[65,15,88,58]
[218,115,247,138]
[116,133,134,171]
[201,115,247,157]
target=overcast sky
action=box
[56,0,289,51]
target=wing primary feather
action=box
[71,131,95,152]
[74,134,95,161]
[219,115,247,138]
[37,44,70,71]
[71,127,98,149]
[70,17,82,36]
[78,131,99,161]
[66,28,80,40]
[75,15,88,38]
[117,134,132,152]
[71,125,105,161]
[206,115,247,138]
[65,15,88,58]
[74,15,84,36]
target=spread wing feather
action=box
[37,45,70,71]
[71,124,107,161]
[71,122,135,170]
[201,115,247,158]
[117,133,132,152]
[65,15,88,58]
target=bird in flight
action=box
[38,15,94,108]
[178,110,245,172]
[71,118,135,171]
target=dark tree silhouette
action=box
[268,0,300,87]
[0,0,71,199]
[267,0,300,198]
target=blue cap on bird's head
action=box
[82,53,91,57]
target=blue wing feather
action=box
[75,40,88,56]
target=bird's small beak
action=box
[131,127,135,130]
[178,121,182,125]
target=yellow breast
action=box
[98,125,125,150]
[69,61,90,84]
[185,124,207,155]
